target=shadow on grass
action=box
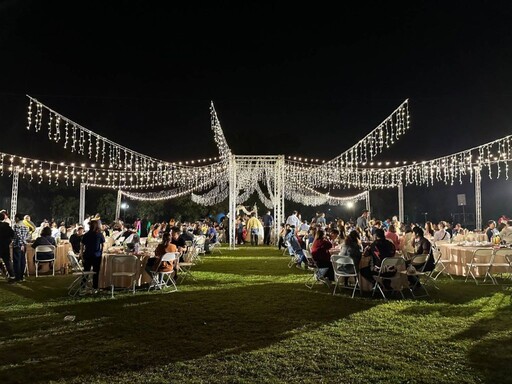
[0,280,376,383]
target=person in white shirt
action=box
[433,221,451,242]
[83,215,91,232]
[286,211,301,229]
[499,220,512,243]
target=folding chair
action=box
[67,251,95,297]
[331,255,360,298]
[372,257,407,300]
[465,248,494,285]
[304,250,330,289]
[209,240,222,254]
[34,245,56,277]
[431,243,454,280]
[283,240,291,255]
[110,254,139,298]
[176,253,195,284]
[488,248,512,285]
[148,252,178,292]
[402,254,431,299]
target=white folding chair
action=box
[372,256,407,300]
[148,252,178,292]
[209,240,222,254]
[34,245,56,277]
[465,248,494,285]
[402,254,431,299]
[176,253,195,284]
[304,250,330,289]
[110,254,139,298]
[67,251,95,297]
[431,243,454,280]
[331,255,360,298]
[283,240,291,256]
[488,248,512,285]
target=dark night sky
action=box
[1,0,512,224]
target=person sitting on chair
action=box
[310,229,334,282]
[359,228,396,289]
[31,226,56,269]
[146,232,177,277]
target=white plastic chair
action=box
[331,255,360,298]
[402,253,431,299]
[34,245,56,277]
[109,254,139,298]
[148,252,178,292]
[67,251,95,297]
[431,243,454,280]
[176,253,195,284]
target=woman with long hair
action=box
[310,229,334,282]
[81,219,105,289]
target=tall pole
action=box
[10,167,20,222]
[475,167,482,230]
[398,183,404,224]
[115,190,122,221]
[365,190,371,212]
[79,183,86,225]
[229,155,237,249]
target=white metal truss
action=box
[116,190,122,220]
[10,167,20,222]
[475,167,482,230]
[79,183,87,224]
[398,183,404,223]
[228,155,285,249]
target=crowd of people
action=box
[276,209,511,290]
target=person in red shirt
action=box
[310,229,334,281]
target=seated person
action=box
[145,233,177,277]
[310,229,334,281]
[359,228,396,288]
[69,226,85,255]
[407,226,434,288]
[285,227,306,268]
[31,226,56,267]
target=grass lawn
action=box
[0,246,511,384]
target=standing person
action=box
[81,219,105,290]
[140,216,149,238]
[134,218,142,237]
[356,209,370,233]
[286,210,301,229]
[316,212,327,228]
[246,212,261,246]
[262,210,273,246]
[0,212,15,283]
[12,214,30,282]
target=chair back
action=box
[303,249,317,267]
[67,251,83,272]
[331,255,357,276]
[492,248,512,266]
[110,254,139,280]
[470,248,493,265]
[35,245,56,260]
[377,256,406,276]
[410,253,429,271]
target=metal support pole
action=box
[79,183,86,225]
[365,190,371,213]
[475,167,482,230]
[10,167,20,222]
[398,183,404,224]
[228,155,237,249]
[115,190,122,221]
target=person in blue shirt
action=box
[81,219,105,289]
[262,210,273,245]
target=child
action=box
[242,225,248,244]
